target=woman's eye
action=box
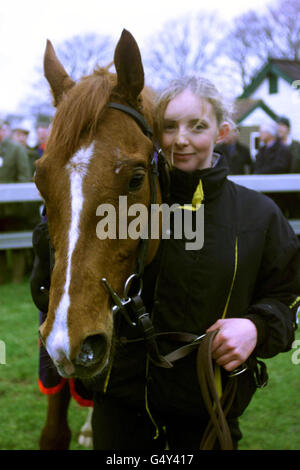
[163,122,176,131]
[192,119,209,132]
[128,171,145,191]
[191,123,205,132]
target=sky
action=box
[0,0,273,116]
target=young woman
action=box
[91,76,300,449]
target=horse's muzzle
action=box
[52,333,109,379]
[75,334,108,368]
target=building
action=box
[233,58,300,158]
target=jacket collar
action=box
[170,154,229,205]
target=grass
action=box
[0,279,299,450]
[0,279,88,450]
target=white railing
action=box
[0,176,299,250]
[228,174,300,193]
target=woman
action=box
[91,75,300,450]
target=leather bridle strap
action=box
[197,330,237,450]
[106,101,161,279]
[107,102,153,138]
[121,329,238,449]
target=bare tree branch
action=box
[21,33,114,119]
[143,11,226,89]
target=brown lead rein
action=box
[120,329,239,449]
[197,330,237,450]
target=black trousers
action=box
[92,394,241,450]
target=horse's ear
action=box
[44,40,75,107]
[114,29,144,101]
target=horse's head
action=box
[36,30,161,379]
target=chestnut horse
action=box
[36,30,163,449]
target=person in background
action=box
[11,125,42,270]
[0,121,11,140]
[214,126,252,174]
[277,116,300,173]
[11,127,29,148]
[0,120,31,284]
[253,121,292,174]
[12,126,41,177]
[34,121,51,157]
[254,121,296,219]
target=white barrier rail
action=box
[228,174,300,193]
[0,176,299,250]
[0,182,42,202]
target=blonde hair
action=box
[154,75,235,140]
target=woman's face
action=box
[162,89,225,172]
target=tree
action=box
[223,11,267,89]
[22,33,114,120]
[263,0,300,60]
[54,33,114,80]
[224,0,300,91]
[142,11,227,90]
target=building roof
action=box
[272,59,300,81]
[239,58,300,99]
[233,98,278,123]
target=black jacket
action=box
[97,156,300,419]
[253,139,292,174]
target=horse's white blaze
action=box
[46,143,94,367]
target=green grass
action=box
[0,279,299,450]
[0,280,88,450]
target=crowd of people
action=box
[0,118,50,284]
[215,116,300,221]
[215,116,300,176]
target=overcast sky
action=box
[0,0,273,115]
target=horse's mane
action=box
[46,67,155,160]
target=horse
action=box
[35,29,164,449]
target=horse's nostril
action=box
[76,334,108,367]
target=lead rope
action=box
[197,331,237,450]
[198,237,239,450]
[215,237,239,399]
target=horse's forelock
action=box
[46,69,156,163]
[46,69,117,160]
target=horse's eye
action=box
[128,170,145,192]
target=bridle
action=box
[101,101,174,364]
[101,101,176,368]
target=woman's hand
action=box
[206,318,258,372]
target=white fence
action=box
[0,176,299,250]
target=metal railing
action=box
[0,176,299,250]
